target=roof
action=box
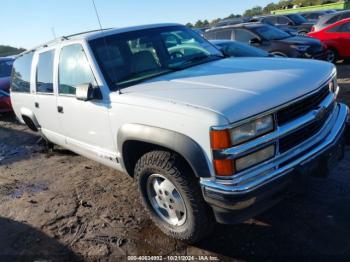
[205,22,265,32]
[74,23,182,41]
[21,23,183,56]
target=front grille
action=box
[279,102,333,153]
[276,84,330,125]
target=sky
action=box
[0,0,276,49]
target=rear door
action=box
[32,48,64,145]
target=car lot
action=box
[0,63,349,261]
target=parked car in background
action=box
[10,23,350,242]
[214,18,245,27]
[300,10,330,23]
[308,18,350,63]
[0,90,12,113]
[251,14,314,35]
[210,39,272,57]
[0,57,14,92]
[312,10,350,32]
[204,23,325,59]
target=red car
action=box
[0,90,12,113]
[308,18,350,63]
[0,57,14,92]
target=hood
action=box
[278,35,321,46]
[119,58,334,123]
[0,77,11,92]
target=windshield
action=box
[0,60,13,78]
[252,25,290,40]
[287,14,307,25]
[89,26,223,89]
[217,41,269,57]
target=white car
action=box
[10,23,350,242]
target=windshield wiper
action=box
[169,54,223,70]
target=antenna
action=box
[92,0,103,31]
[51,27,57,39]
[91,0,122,94]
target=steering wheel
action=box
[170,51,184,59]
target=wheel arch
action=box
[117,124,212,178]
[20,107,40,132]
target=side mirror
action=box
[288,21,293,26]
[76,83,99,101]
[249,38,261,45]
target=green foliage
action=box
[243,6,264,17]
[0,45,25,57]
[187,0,340,27]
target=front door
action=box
[56,43,116,166]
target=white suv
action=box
[10,24,350,242]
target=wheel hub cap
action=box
[146,174,187,226]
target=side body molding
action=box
[117,124,212,178]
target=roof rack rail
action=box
[63,28,113,39]
[16,28,114,58]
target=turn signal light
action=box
[210,130,231,149]
[213,159,235,177]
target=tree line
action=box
[0,45,25,57]
[186,0,340,28]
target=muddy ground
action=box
[0,64,350,262]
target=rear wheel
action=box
[135,150,214,243]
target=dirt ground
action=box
[0,64,350,262]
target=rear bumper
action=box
[201,103,349,224]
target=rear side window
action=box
[328,22,350,33]
[215,30,232,40]
[341,12,350,20]
[203,31,216,40]
[233,29,256,43]
[278,16,290,25]
[339,22,350,32]
[59,44,95,95]
[265,16,278,24]
[11,53,34,93]
[36,50,55,94]
[327,14,341,25]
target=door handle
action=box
[57,106,64,113]
[35,102,39,108]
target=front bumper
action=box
[201,103,349,224]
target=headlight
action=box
[329,76,338,94]
[230,115,274,145]
[236,145,275,172]
[291,45,310,52]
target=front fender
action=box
[117,123,212,178]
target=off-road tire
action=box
[135,150,215,243]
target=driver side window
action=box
[59,44,96,95]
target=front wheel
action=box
[135,150,214,243]
[326,49,338,63]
